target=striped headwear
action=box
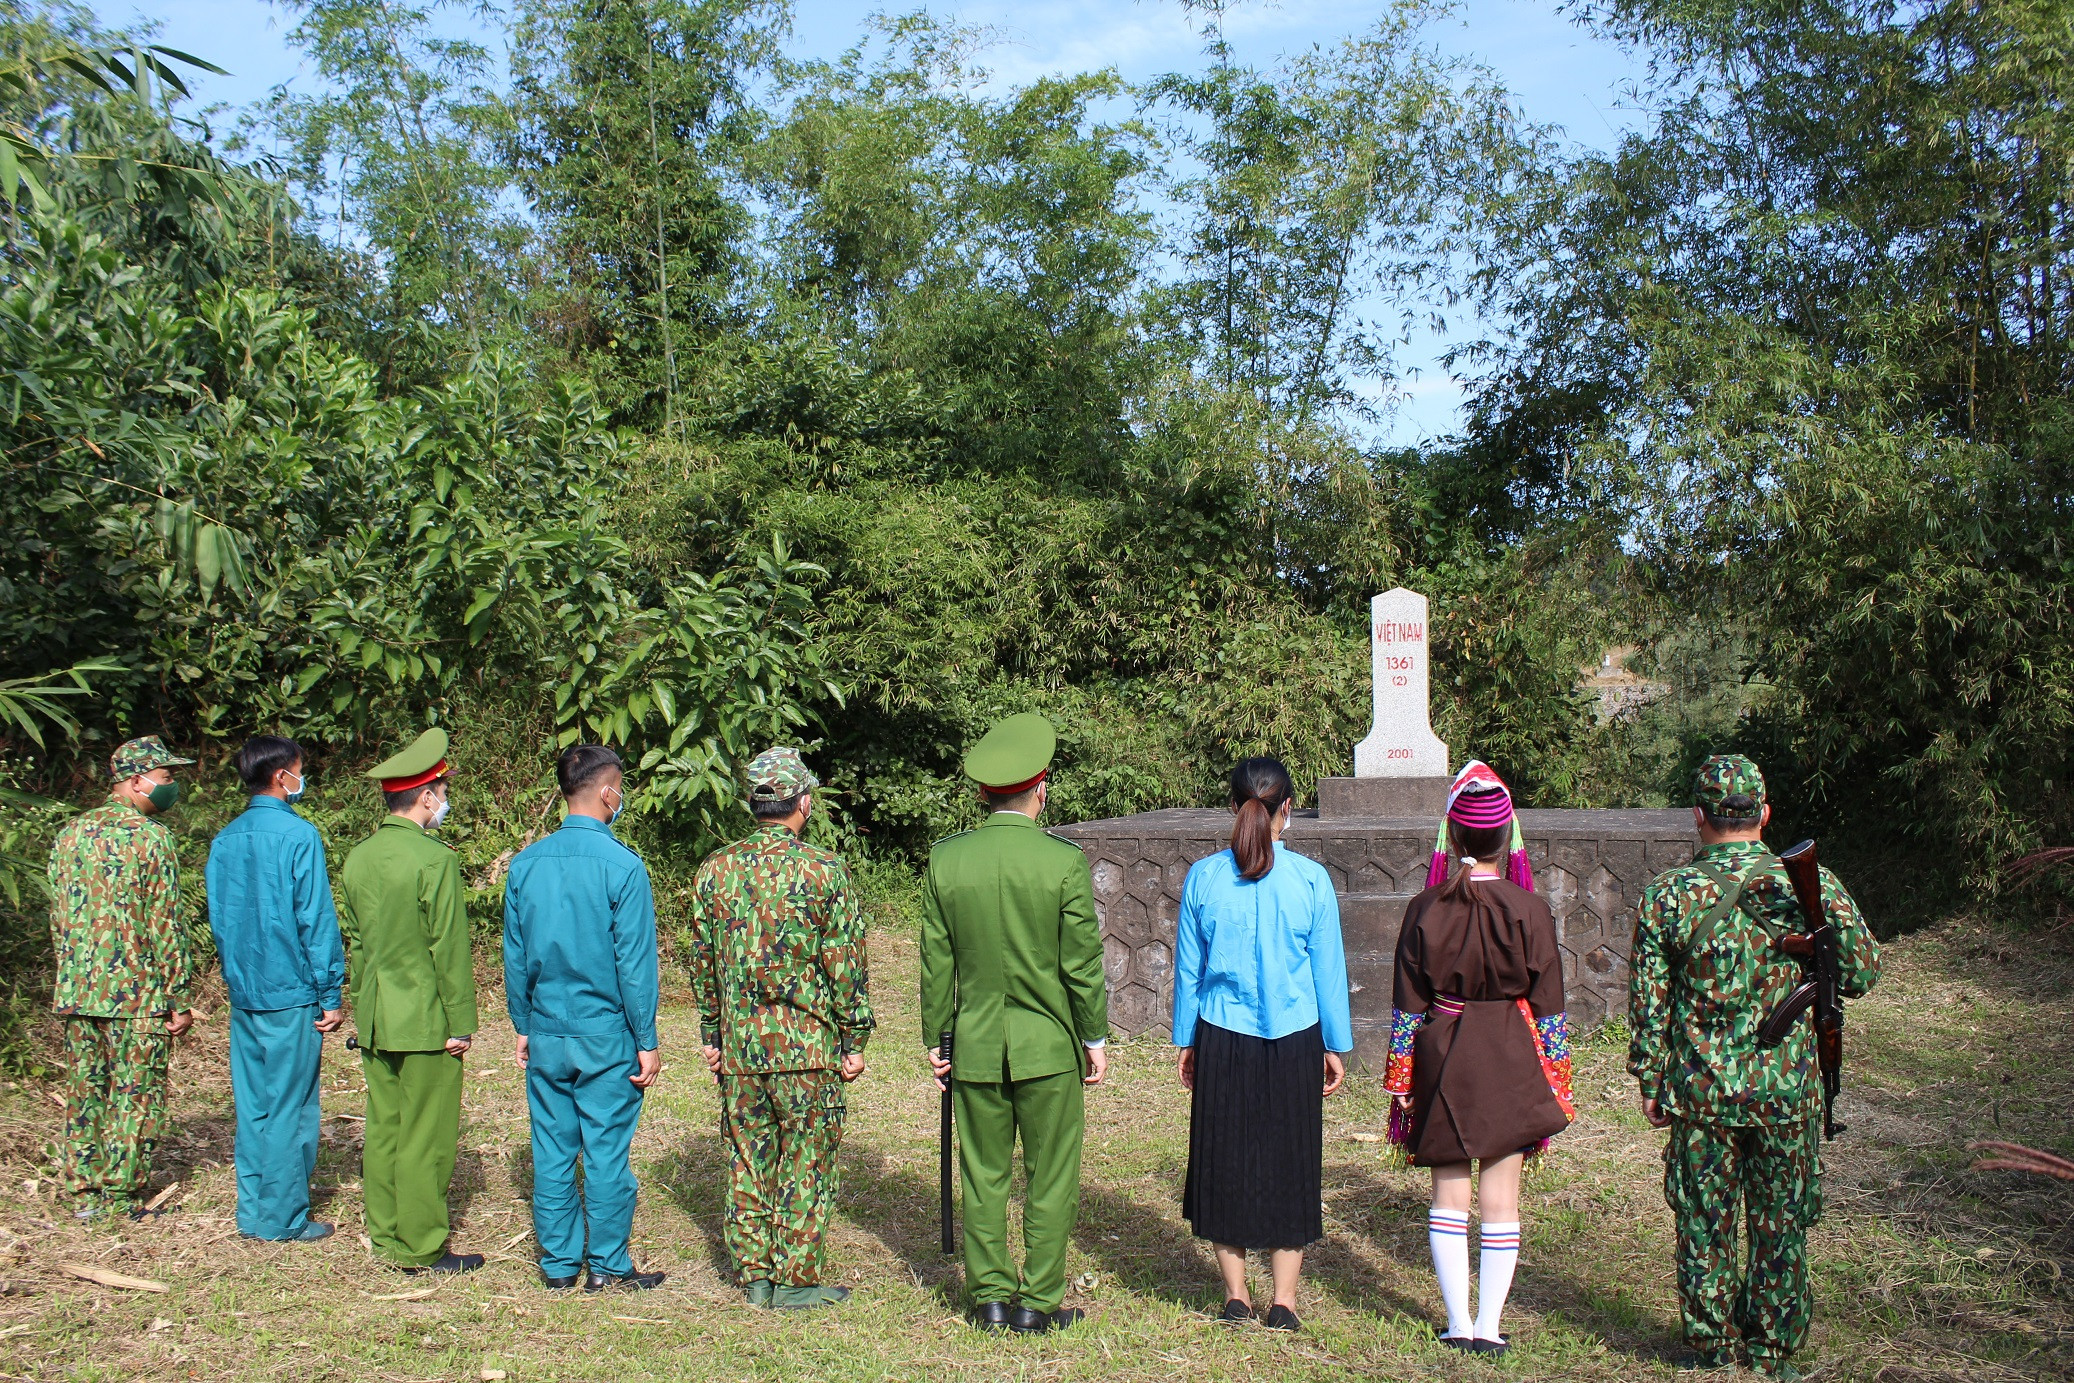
[1424,759,1536,891]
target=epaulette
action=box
[929,828,974,850]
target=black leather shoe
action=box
[1262,1303,1301,1332]
[1220,1298,1253,1323]
[585,1270,666,1293]
[1048,1308,1084,1331]
[402,1252,485,1275]
[542,1273,581,1290]
[970,1301,1012,1332]
[1008,1306,1083,1333]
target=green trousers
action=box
[719,1069,846,1287]
[1664,1115,1823,1365]
[361,1047,463,1266]
[955,1067,1084,1313]
[59,1017,171,1210]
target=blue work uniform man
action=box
[503,743,663,1292]
[204,734,347,1242]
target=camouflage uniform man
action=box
[46,736,198,1218]
[1628,755,1880,1380]
[690,748,873,1311]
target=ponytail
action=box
[1229,756,1294,881]
[1437,817,1510,903]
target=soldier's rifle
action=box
[1755,838,1847,1140]
[938,1029,955,1256]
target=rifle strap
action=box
[1680,855,1785,968]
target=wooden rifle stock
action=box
[1773,838,1847,1140]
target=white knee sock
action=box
[1475,1220,1521,1340]
[1428,1208,1473,1338]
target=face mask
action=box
[427,795,452,830]
[283,770,306,805]
[604,786,625,825]
[146,780,181,813]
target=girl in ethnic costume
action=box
[1384,761,1575,1356]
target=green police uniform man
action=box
[338,728,483,1274]
[921,713,1109,1335]
[689,748,873,1311]
[46,736,198,1218]
[1628,755,1881,1380]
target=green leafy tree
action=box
[262,0,528,356]
[507,0,779,429]
[1472,0,2074,883]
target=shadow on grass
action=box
[647,1127,735,1281]
[152,1113,233,1188]
[1330,1163,1686,1364]
[1313,1163,1434,1322]
[835,1144,964,1305]
[1072,1178,1216,1309]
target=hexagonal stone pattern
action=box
[1049,807,1695,1060]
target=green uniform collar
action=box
[380,815,426,835]
[985,811,1040,829]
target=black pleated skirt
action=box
[1180,1019,1324,1250]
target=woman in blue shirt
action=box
[1172,757,1352,1332]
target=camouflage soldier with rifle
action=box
[1628,755,1880,1380]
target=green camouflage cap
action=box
[1694,753,1766,819]
[962,712,1056,790]
[108,735,195,781]
[746,747,819,801]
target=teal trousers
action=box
[230,1004,324,1239]
[955,1068,1085,1313]
[527,1032,644,1278]
[361,1047,463,1266]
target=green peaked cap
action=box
[962,712,1056,789]
[365,727,449,783]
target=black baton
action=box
[938,1029,955,1255]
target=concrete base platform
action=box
[1317,775,1449,818]
[1051,806,1696,1070]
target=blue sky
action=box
[119,0,1647,443]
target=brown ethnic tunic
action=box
[1385,877,1573,1165]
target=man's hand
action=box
[631,1048,661,1089]
[165,1009,195,1039]
[1642,1096,1671,1128]
[839,1052,866,1082]
[314,1008,344,1034]
[1083,1045,1107,1087]
[700,1044,722,1074]
[445,1035,472,1057]
[514,1035,529,1070]
[1176,1047,1195,1091]
[1322,1050,1347,1097]
[927,1046,952,1093]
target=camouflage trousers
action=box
[57,1017,172,1210]
[718,1069,846,1287]
[1663,1114,1823,1365]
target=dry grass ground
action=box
[0,901,2064,1382]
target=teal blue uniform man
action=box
[205,735,346,1242]
[503,744,663,1292]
